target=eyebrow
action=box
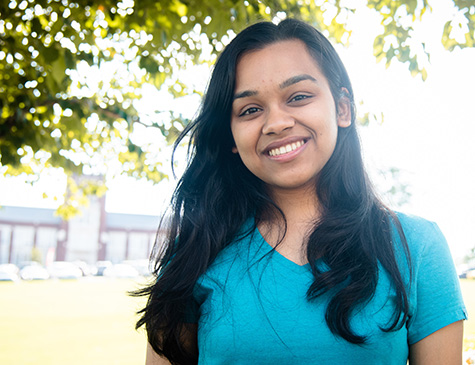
[233,90,258,100]
[233,74,318,101]
[279,74,317,89]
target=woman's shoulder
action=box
[393,211,449,263]
[394,211,443,240]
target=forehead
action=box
[234,39,325,88]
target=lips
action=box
[268,140,305,156]
[263,136,310,160]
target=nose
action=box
[261,106,295,135]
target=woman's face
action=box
[230,40,351,197]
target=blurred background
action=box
[1,0,474,363]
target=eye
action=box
[239,106,261,117]
[289,94,311,103]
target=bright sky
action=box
[1,3,474,261]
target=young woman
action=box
[136,19,467,364]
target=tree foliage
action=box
[0,0,474,216]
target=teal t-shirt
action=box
[190,214,467,364]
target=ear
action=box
[337,88,352,128]
[232,146,239,154]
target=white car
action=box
[20,264,50,280]
[103,263,140,278]
[0,264,20,282]
[47,261,83,279]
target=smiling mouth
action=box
[268,140,306,156]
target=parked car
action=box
[103,263,140,278]
[0,264,20,282]
[47,261,83,279]
[465,268,475,279]
[72,260,97,276]
[95,260,112,276]
[20,264,50,280]
[122,259,152,276]
[458,266,475,279]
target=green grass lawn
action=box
[0,277,149,365]
[0,277,474,364]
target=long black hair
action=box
[135,18,411,364]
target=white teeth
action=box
[269,140,304,157]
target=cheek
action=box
[231,123,255,154]
[231,134,259,172]
[233,138,252,157]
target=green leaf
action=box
[43,46,60,63]
[139,55,160,74]
[50,56,67,85]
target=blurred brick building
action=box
[0,195,159,265]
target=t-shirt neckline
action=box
[252,221,312,272]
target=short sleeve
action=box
[406,220,468,344]
[185,275,212,323]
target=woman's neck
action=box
[269,185,321,225]
[258,186,321,265]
